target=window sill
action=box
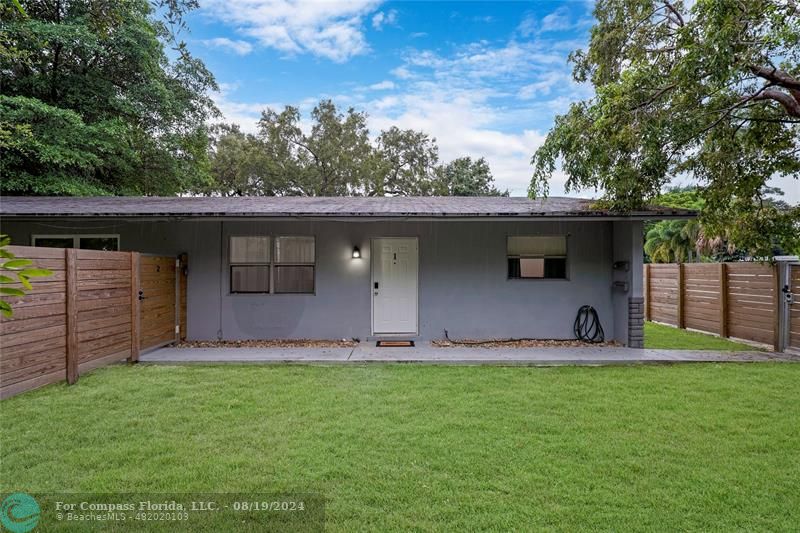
[228,292,315,296]
[507,277,571,282]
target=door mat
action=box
[375,340,415,347]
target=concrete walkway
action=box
[140,343,799,365]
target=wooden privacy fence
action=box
[644,262,780,349]
[790,264,800,352]
[0,246,185,399]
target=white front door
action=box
[372,238,418,335]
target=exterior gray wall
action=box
[611,220,644,347]
[2,217,642,344]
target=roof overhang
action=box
[0,213,697,222]
[0,196,698,221]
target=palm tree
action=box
[644,221,699,263]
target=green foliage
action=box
[530,0,800,258]
[644,219,703,263]
[645,186,795,262]
[434,157,508,196]
[645,188,705,263]
[372,126,439,196]
[0,0,217,195]
[0,234,52,317]
[0,96,132,195]
[204,100,504,197]
[197,124,275,196]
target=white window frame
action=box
[228,235,316,295]
[506,235,569,281]
[31,234,121,250]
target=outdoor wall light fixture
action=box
[352,246,361,259]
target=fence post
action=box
[676,263,685,329]
[719,263,728,338]
[129,252,140,363]
[65,249,78,385]
[644,264,651,321]
[773,263,781,352]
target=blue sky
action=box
[182,0,596,197]
[183,0,798,202]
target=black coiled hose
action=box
[574,305,604,343]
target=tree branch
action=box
[630,84,677,110]
[662,0,685,26]
[751,89,800,117]
[749,65,800,101]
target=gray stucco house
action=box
[0,196,693,347]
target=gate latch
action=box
[138,289,145,301]
[783,285,794,304]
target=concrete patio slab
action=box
[139,342,800,365]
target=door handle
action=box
[138,290,146,301]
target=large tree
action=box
[434,157,508,196]
[202,100,503,197]
[370,127,439,196]
[0,0,217,195]
[530,0,800,257]
[199,124,277,197]
[257,101,373,196]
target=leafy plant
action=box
[530,0,800,258]
[202,101,507,197]
[0,235,52,317]
[0,0,217,196]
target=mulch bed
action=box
[432,339,620,348]
[176,339,358,349]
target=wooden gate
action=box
[138,255,179,352]
[789,264,800,352]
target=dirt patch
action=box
[176,339,358,349]
[432,339,620,348]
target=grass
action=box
[644,321,760,351]
[3,363,800,531]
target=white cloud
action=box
[518,71,572,98]
[540,7,573,32]
[367,80,396,91]
[356,34,602,196]
[517,7,593,37]
[390,66,414,79]
[362,88,565,196]
[401,41,564,84]
[371,9,397,30]
[202,37,254,55]
[517,13,537,37]
[200,0,382,62]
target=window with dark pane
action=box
[229,236,270,293]
[32,237,75,248]
[274,266,314,293]
[80,237,119,250]
[507,236,568,280]
[274,236,315,294]
[230,265,270,293]
[32,235,120,250]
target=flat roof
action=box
[0,196,696,219]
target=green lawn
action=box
[3,364,799,531]
[644,321,760,350]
